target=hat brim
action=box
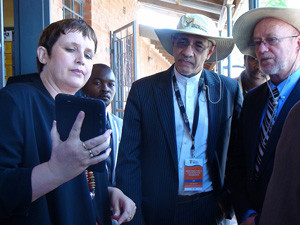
[154,29,234,63]
[233,7,300,58]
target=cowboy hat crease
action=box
[155,14,235,63]
[233,7,300,58]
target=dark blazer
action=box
[0,76,111,225]
[6,73,40,85]
[228,79,300,223]
[116,66,243,225]
[259,100,300,225]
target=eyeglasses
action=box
[173,37,212,53]
[249,35,299,48]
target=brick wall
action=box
[50,0,170,79]
[89,0,139,64]
[50,0,63,22]
[137,36,171,79]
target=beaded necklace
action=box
[85,170,96,199]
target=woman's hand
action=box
[48,111,111,181]
[109,187,137,224]
[31,111,111,201]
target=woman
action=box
[0,19,135,225]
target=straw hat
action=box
[233,7,300,58]
[154,13,234,63]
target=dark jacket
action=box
[0,75,111,225]
[116,66,243,225]
[228,79,300,223]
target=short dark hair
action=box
[92,63,112,73]
[37,18,97,73]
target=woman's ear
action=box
[37,46,49,65]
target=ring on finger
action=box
[89,150,94,158]
[129,215,133,220]
[82,142,88,150]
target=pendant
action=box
[85,170,96,199]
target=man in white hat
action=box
[228,7,300,225]
[116,13,242,225]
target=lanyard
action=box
[172,72,204,158]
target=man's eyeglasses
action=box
[249,35,299,48]
[173,37,212,53]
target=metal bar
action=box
[0,0,4,88]
[249,0,259,10]
[218,30,222,76]
[133,21,137,81]
[119,39,124,118]
[117,38,122,118]
[111,22,136,118]
[227,4,233,77]
[63,5,83,19]
[113,21,134,35]
[110,31,116,115]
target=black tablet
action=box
[55,93,107,172]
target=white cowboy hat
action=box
[233,7,300,58]
[154,13,234,63]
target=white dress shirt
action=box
[173,68,213,195]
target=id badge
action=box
[184,158,203,191]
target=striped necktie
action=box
[254,87,279,178]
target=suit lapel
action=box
[261,78,300,171]
[153,67,178,171]
[248,84,269,172]
[203,70,225,184]
[202,70,223,155]
[205,70,222,153]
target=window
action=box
[111,22,137,118]
[63,0,84,19]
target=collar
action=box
[269,66,300,99]
[174,67,202,86]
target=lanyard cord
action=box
[172,72,204,157]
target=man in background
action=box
[82,63,122,186]
[236,55,265,96]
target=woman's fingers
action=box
[51,112,112,174]
[89,148,111,165]
[50,120,61,148]
[67,111,85,140]
[82,129,112,151]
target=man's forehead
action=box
[92,70,115,80]
[254,17,296,32]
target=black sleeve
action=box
[226,93,253,223]
[221,79,243,219]
[0,90,33,218]
[115,82,145,225]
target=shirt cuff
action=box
[241,209,257,223]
